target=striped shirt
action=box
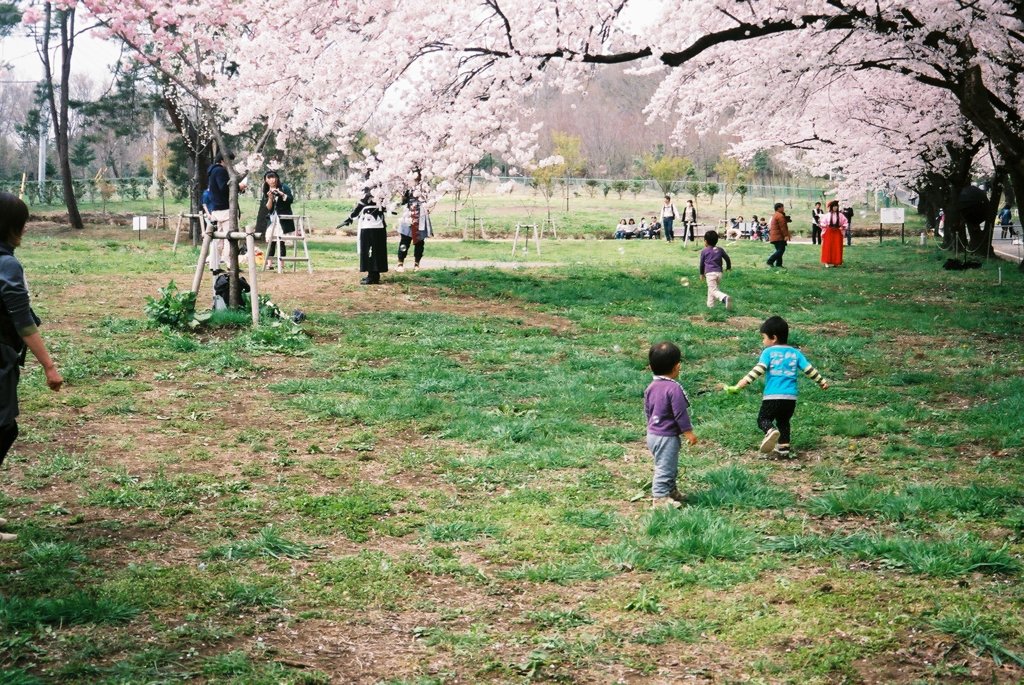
[741,345,827,400]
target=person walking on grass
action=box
[661,195,678,242]
[699,230,732,310]
[723,316,828,459]
[766,202,791,268]
[0,192,63,542]
[644,342,698,509]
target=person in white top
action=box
[660,195,678,242]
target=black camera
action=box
[784,214,792,223]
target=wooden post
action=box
[192,226,213,294]
[245,230,260,325]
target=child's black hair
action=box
[704,230,719,246]
[649,341,681,375]
[760,316,789,344]
[0,192,29,245]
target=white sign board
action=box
[879,208,905,224]
[132,216,148,231]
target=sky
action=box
[1,25,122,87]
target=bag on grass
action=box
[213,273,251,301]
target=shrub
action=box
[144,281,197,330]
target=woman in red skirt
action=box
[820,200,847,267]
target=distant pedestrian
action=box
[681,200,697,243]
[820,200,847,268]
[340,188,389,285]
[644,341,698,508]
[842,205,854,246]
[397,181,433,272]
[999,205,1017,239]
[723,316,828,459]
[0,193,63,542]
[699,230,732,309]
[810,202,823,245]
[766,202,791,268]
[661,195,678,242]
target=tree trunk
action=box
[40,3,83,229]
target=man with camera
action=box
[766,202,792,268]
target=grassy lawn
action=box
[1,222,1022,684]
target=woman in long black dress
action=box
[341,188,388,285]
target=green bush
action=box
[144,281,197,330]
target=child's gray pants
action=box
[647,433,681,497]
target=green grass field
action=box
[1,222,1021,684]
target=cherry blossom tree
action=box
[81,0,1024,269]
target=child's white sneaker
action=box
[396,263,405,273]
[759,428,781,453]
[0,532,17,543]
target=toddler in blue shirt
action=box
[724,316,828,458]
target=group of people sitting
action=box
[724,215,771,241]
[614,216,662,240]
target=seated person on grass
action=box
[615,218,629,239]
[648,216,662,239]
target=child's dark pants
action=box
[758,400,795,444]
[398,235,424,264]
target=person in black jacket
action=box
[340,188,388,284]
[841,205,854,246]
[255,171,295,269]
[810,202,823,245]
[0,193,63,541]
[205,152,248,270]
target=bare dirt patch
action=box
[267,270,576,333]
